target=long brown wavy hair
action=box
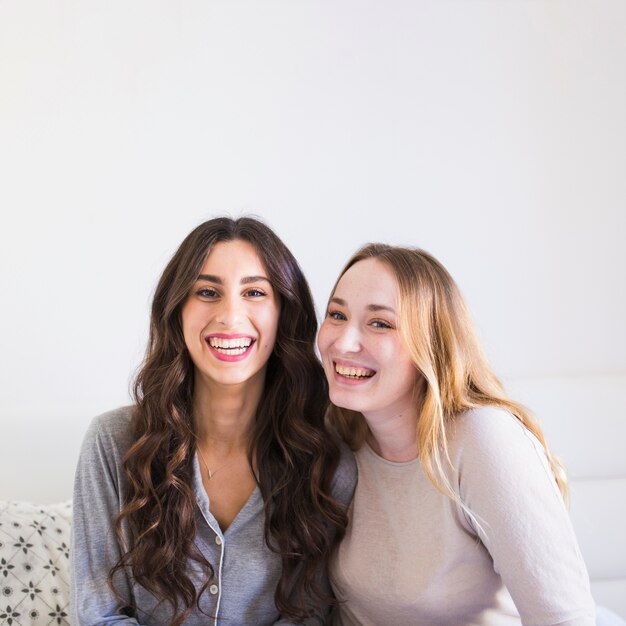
[110,217,348,624]
[327,243,568,505]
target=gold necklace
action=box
[197,445,234,481]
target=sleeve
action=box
[452,407,596,626]
[273,442,358,626]
[329,441,359,510]
[70,410,142,625]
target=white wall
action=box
[1,0,624,507]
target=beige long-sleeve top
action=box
[332,406,596,626]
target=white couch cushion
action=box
[569,477,626,580]
[0,501,71,625]
[506,373,626,619]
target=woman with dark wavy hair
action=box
[70,216,356,625]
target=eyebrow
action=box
[197,274,271,285]
[329,297,396,314]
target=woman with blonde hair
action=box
[318,243,595,626]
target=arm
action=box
[452,407,595,626]
[71,409,142,625]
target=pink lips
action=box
[205,333,256,362]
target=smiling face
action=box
[317,258,419,423]
[181,239,280,392]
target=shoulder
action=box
[330,439,358,508]
[447,405,555,493]
[79,406,136,468]
[449,405,541,456]
[74,406,137,501]
[85,405,135,444]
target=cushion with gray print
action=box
[0,501,71,625]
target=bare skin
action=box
[194,382,259,531]
[318,258,425,464]
[181,240,281,532]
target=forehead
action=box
[199,239,266,275]
[334,258,399,308]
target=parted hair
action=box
[110,217,348,624]
[327,243,567,503]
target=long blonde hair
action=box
[327,243,568,501]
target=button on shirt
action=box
[71,406,357,626]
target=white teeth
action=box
[208,337,253,350]
[335,364,375,379]
[212,346,248,355]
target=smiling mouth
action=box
[206,336,255,356]
[334,363,376,379]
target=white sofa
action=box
[0,373,624,624]
[2,496,623,626]
[508,372,626,619]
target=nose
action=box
[333,323,362,354]
[215,294,244,327]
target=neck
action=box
[365,413,419,462]
[193,375,265,451]
[364,383,423,463]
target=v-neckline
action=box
[222,486,261,535]
[193,451,261,537]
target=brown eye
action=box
[196,288,219,298]
[245,288,266,297]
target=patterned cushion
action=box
[0,501,71,625]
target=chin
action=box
[330,389,367,413]
[207,369,254,387]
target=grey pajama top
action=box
[71,406,357,626]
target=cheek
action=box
[259,306,280,351]
[185,306,205,325]
[393,359,418,394]
[180,302,212,356]
[380,340,415,380]
[375,339,399,367]
[317,322,332,357]
[180,303,198,344]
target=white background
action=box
[1,1,624,503]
